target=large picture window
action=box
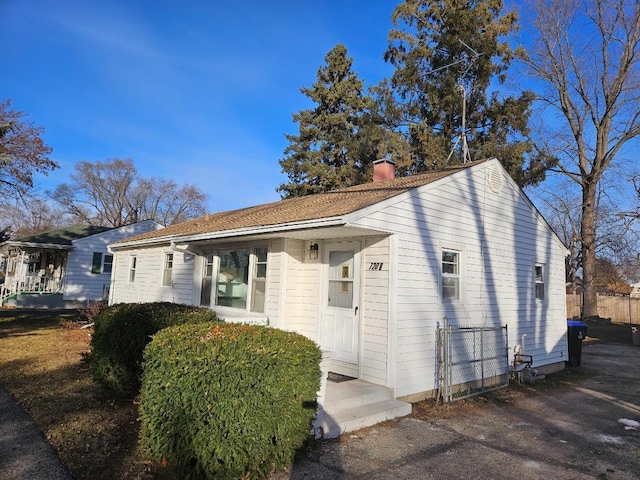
[205,246,268,312]
[442,249,461,301]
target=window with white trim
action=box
[92,253,113,274]
[162,253,173,286]
[251,247,268,313]
[202,246,268,312]
[200,253,214,306]
[128,256,137,283]
[103,254,113,274]
[91,253,102,274]
[535,264,545,300]
[442,249,461,301]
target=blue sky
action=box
[1,1,397,212]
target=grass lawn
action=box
[0,310,167,480]
[0,309,635,479]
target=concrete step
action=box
[325,379,394,410]
[321,398,412,439]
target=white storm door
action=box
[322,242,361,364]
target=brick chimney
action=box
[373,158,396,182]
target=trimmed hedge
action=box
[139,322,322,480]
[87,302,219,397]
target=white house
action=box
[108,159,568,432]
[1,220,163,308]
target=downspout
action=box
[107,247,116,306]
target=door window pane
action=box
[328,250,354,308]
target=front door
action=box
[321,242,361,366]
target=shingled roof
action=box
[4,225,113,247]
[115,160,488,246]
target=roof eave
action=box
[110,216,347,250]
[4,241,73,250]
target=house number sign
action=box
[368,262,384,271]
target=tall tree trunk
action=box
[581,183,598,318]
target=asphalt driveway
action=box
[274,341,640,479]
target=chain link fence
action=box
[438,324,509,402]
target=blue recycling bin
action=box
[567,320,588,366]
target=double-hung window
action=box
[442,249,461,301]
[251,247,268,313]
[129,256,137,283]
[202,246,268,313]
[535,264,545,300]
[103,254,113,274]
[162,253,173,286]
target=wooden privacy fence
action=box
[567,294,640,324]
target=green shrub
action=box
[139,322,322,480]
[87,302,218,397]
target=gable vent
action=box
[487,165,503,194]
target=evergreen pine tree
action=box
[381,0,554,185]
[278,44,406,197]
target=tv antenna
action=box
[442,39,482,165]
[445,84,472,164]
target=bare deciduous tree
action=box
[0,99,57,198]
[0,196,71,238]
[136,178,208,226]
[51,158,208,227]
[519,0,640,317]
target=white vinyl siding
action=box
[350,160,568,398]
[360,236,390,386]
[107,160,568,401]
[109,247,196,305]
[282,239,320,341]
[62,220,163,302]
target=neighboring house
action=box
[0,220,163,308]
[108,158,568,407]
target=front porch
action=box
[318,375,412,439]
[1,274,64,306]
